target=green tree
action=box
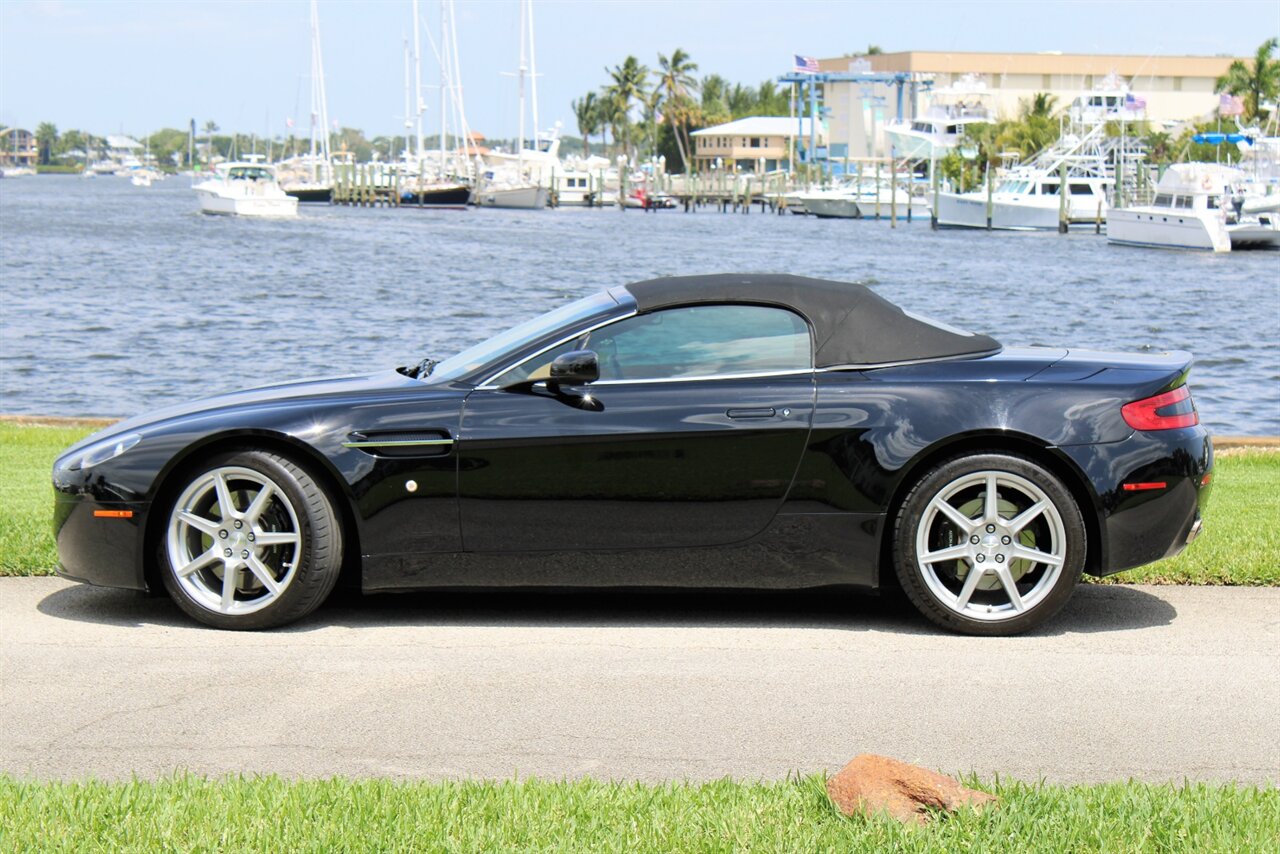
[571,92,602,157]
[35,122,58,166]
[699,74,731,126]
[202,120,220,166]
[1021,92,1059,120]
[602,55,649,160]
[1215,37,1279,121]
[653,48,699,172]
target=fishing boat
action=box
[934,76,1147,230]
[193,161,299,217]
[1107,163,1278,251]
[883,74,994,161]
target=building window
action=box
[1042,74,1052,89]
[1173,77,1183,92]
[1084,74,1094,89]
[750,137,761,148]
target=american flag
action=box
[1124,93,1146,109]
[794,54,819,73]
[1219,93,1244,116]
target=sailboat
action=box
[401,0,472,209]
[475,0,548,209]
[280,0,334,203]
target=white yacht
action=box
[883,74,994,161]
[935,77,1148,230]
[193,162,299,217]
[1107,163,1278,252]
[474,177,548,209]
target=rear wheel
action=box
[893,453,1085,635]
[160,450,343,630]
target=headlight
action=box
[71,433,142,470]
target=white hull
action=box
[854,191,931,220]
[475,185,548,209]
[935,192,1104,230]
[1229,221,1280,250]
[195,188,299,218]
[802,193,860,219]
[1105,208,1229,252]
[883,127,950,161]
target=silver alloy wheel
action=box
[914,469,1066,622]
[166,465,302,616]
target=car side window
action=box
[494,304,811,385]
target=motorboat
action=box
[474,175,548,209]
[883,74,994,162]
[1107,163,1278,251]
[193,162,299,217]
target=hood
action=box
[64,369,429,453]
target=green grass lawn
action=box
[1,774,1276,853]
[2,422,1277,583]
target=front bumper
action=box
[1060,426,1213,576]
[53,490,151,591]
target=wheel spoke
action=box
[1011,544,1064,567]
[1007,500,1049,535]
[995,567,1025,611]
[177,510,220,536]
[220,563,239,610]
[920,544,970,565]
[934,500,978,535]
[954,565,987,610]
[176,548,220,578]
[254,531,299,547]
[213,472,238,520]
[983,473,1000,523]
[244,484,275,525]
[245,555,282,597]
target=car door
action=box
[456,304,816,552]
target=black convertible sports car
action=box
[53,274,1212,635]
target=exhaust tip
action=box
[1186,516,1204,545]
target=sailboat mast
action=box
[412,0,424,162]
[517,0,526,168]
[527,0,539,149]
[439,0,448,169]
[403,38,412,161]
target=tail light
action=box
[1122,385,1199,431]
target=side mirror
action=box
[549,350,599,386]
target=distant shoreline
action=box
[3,413,1276,449]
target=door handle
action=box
[726,407,776,419]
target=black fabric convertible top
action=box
[622,274,1001,368]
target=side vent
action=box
[342,430,454,458]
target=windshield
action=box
[426,291,619,383]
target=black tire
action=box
[159,449,343,630]
[892,453,1085,636]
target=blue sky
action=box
[1,0,1276,139]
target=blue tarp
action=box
[1193,133,1254,145]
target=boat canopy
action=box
[624,274,1001,368]
[1193,133,1253,146]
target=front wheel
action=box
[892,453,1085,636]
[160,449,343,630]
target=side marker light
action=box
[1122,482,1167,492]
[93,510,134,519]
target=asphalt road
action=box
[2,578,1277,785]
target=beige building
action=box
[816,50,1247,158]
[691,117,822,172]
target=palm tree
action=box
[571,92,601,157]
[1215,37,1279,120]
[700,74,731,126]
[34,122,58,166]
[653,48,699,172]
[602,55,649,159]
[1022,92,1058,120]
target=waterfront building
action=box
[691,117,822,172]
[0,128,38,168]
[815,50,1248,160]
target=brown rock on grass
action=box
[825,754,997,825]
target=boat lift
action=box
[777,70,932,171]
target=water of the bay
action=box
[2,175,1278,434]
